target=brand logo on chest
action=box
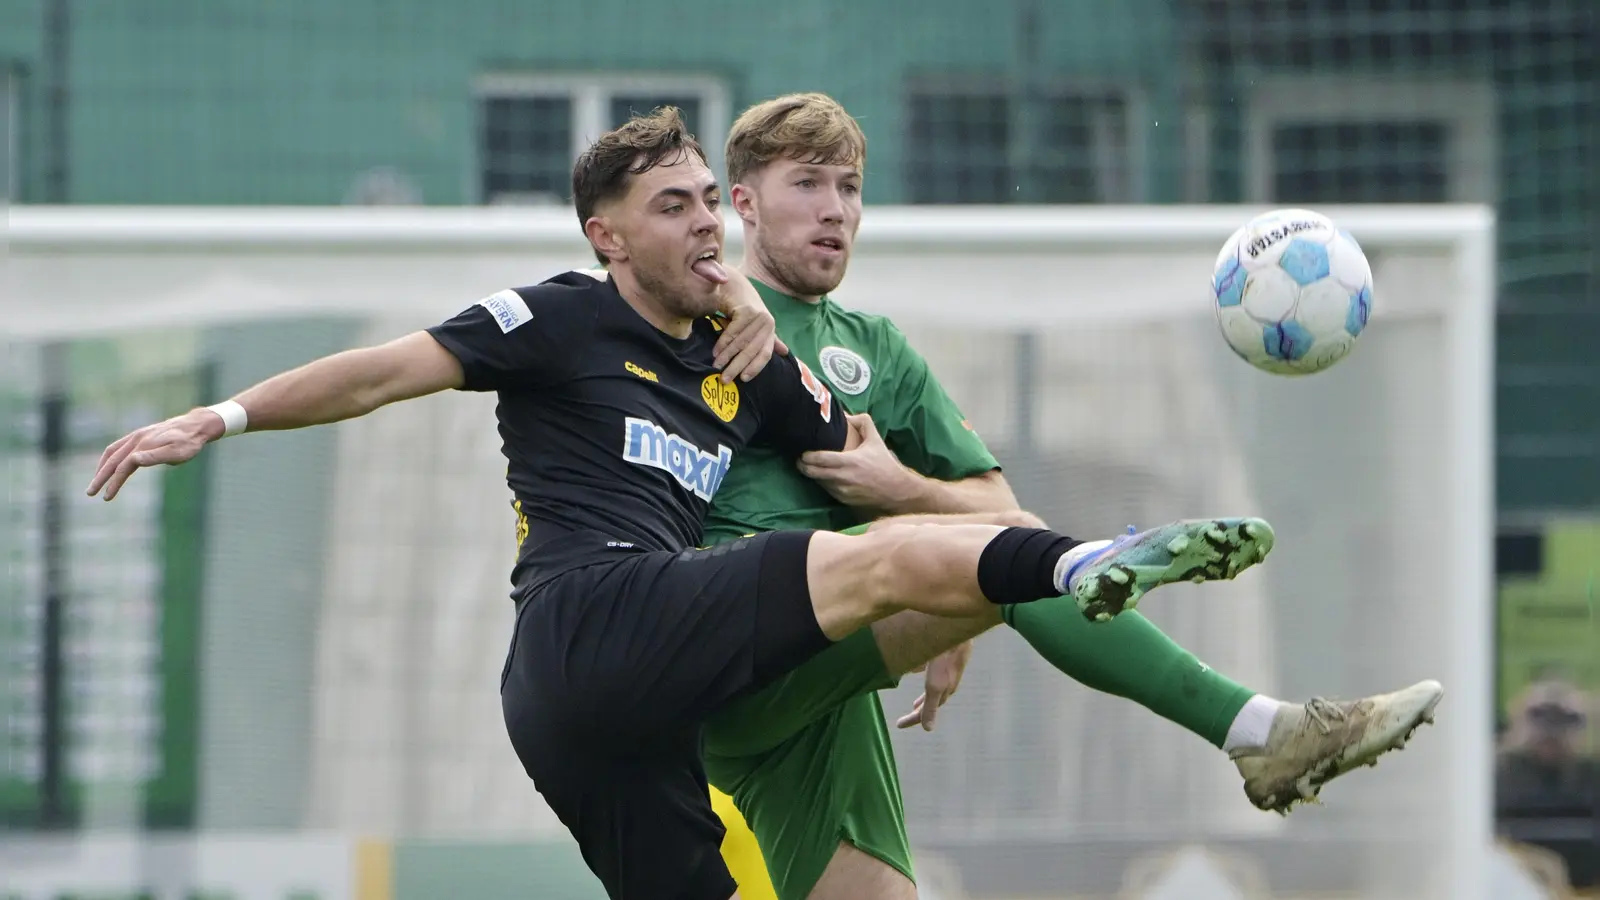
[622,417,733,501]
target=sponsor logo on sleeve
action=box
[479,289,534,334]
[796,360,833,422]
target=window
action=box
[475,74,731,206]
[904,79,1142,204]
[1245,76,1496,204]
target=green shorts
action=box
[702,524,912,900]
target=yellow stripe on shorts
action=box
[711,786,778,900]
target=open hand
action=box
[86,408,225,501]
[896,641,973,732]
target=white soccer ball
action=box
[1211,208,1374,376]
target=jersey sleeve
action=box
[877,325,1000,480]
[425,283,598,391]
[750,352,849,455]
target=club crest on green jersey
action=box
[818,346,871,396]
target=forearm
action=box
[225,350,391,432]
[221,332,462,434]
[866,507,1045,531]
[883,469,1016,516]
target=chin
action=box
[683,285,723,317]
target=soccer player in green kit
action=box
[699,93,1445,900]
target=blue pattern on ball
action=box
[1263,320,1315,361]
[1346,285,1372,337]
[1278,238,1331,286]
[1214,255,1246,307]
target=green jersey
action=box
[704,280,998,544]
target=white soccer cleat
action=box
[1231,679,1444,814]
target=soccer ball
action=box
[1211,208,1374,376]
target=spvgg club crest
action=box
[701,374,741,423]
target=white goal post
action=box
[5,205,1495,900]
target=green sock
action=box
[1002,598,1255,749]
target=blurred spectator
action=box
[1495,678,1600,888]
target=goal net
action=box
[3,205,1494,900]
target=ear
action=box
[584,215,627,264]
[730,181,759,227]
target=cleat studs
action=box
[1167,535,1191,554]
[1108,568,1131,585]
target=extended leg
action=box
[847,516,1443,815]
[802,517,1275,640]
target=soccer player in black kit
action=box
[87,108,1276,900]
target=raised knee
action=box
[855,524,942,614]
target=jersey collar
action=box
[751,278,830,317]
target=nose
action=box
[694,199,721,235]
[818,188,845,225]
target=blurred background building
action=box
[1,1,1595,898]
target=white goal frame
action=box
[6,204,1496,900]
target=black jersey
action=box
[426,269,847,590]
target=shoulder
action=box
[481,270,610,331]
[524,267,615,303]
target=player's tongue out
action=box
[691,256,728,284]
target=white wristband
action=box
[206,400,249,438]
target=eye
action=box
[796,178,816,189]
[664,204,684,214]
[707,196,721,209]
[842,183,861,195]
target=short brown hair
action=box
[572,106,708,264]
[724,92,866,187]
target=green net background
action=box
[0,0,1595,895]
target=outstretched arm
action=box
[87,331,462,501]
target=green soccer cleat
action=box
[1063,518,1275,622]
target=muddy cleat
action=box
[1232,680,1444,815]
[1064,518,1275,622]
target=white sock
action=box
[1052,539,1113,593]
[1223,695,1283,753]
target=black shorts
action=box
[500,530,828,900]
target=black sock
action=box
[976,527,1082,605]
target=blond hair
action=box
[724,92,866,186]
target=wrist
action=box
[198,400,247,440]
[883,470,934,515]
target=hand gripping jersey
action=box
[427,270,847,593]
[704,279,998,544]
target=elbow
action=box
[343,346,411,416]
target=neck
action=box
[610,266,694,338]
[740,230,822,304]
